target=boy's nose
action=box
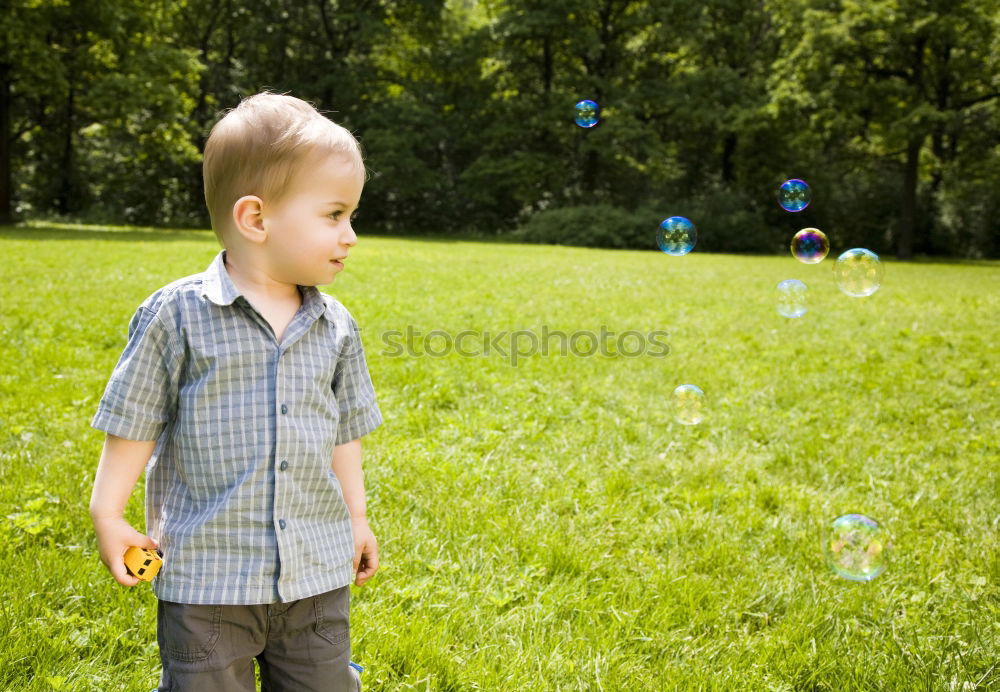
[343,225,358,246]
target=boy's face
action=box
[260,154,364,288]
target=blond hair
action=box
[203,91,365,245]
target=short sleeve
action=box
[333,315,383,445]
[91,306,182,441]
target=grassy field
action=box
[1,222,998,691]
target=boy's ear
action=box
[232,195,266,243]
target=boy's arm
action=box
[330,310,383,585]
[332,438,378,586]
[331,439,366,519]
[89,434,160,586]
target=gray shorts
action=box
[156,585,358,692]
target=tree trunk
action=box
[542,35,553,94]
[0,62,11,225]
[721,133,736,183]
[56,83,75,214]
[897,136,921,259]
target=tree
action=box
[770,0,1000,258]
[4,0,202,225]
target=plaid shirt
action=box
[91,250,383,605]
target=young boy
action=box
[88,92,382,691]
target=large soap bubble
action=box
[791,228,829,264]
[657,216,697,256]
[673,384,705,425]
[777,179,811,212]
[574,100,599,128]
[825,513,888,582]
[834,248,884,297]
[776,279,808,318]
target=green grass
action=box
[1,222,998,691]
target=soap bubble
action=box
[834,248,884,297]
[791,228,829,264]
[673,384,705,425]
[777,179,811,212]
[825,513,888,582]
[776,279,808,318]
[574,100,599,128]
[657,216,697,256]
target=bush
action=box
[510,205,659,250]
[682,183,773,254]
[510,182,773,254]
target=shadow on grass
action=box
[3,221,998,266]
[1,221,508,247]
[0,221,479,245]
[0,221,214,243]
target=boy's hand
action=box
[93,516,159,587]
[351,517,379,587]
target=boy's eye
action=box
[328,211,359,221]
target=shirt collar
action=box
[201,250,336,323]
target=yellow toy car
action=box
[124,546,163,581]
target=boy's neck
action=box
[223,252,302,305]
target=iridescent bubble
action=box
[673,384,705,425]
[776,279,808,318]
[791,228,829,264]
[657,216,697,256]
[777,179,811,212]
[574,100,599,128]
[825,513,888,582]
[834,248,884,297]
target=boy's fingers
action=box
[111,562,140,587]
[114,546,137,585]
[354,547,379,585]
[356,565,376,586]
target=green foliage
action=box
[2,0,998,256]
[511,204,656,248]
[512,185,772,254]
[767,0,1000,257]
[4,0,204,225]
[671,182,773,254]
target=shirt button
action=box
[279,460,288,471]
[280,404,288,414]
[279,519,286,530]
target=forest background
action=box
[2,0,998,258]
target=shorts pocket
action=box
[159,601,223,662]
[313,587,350,647]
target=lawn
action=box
[0,222,998,691]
